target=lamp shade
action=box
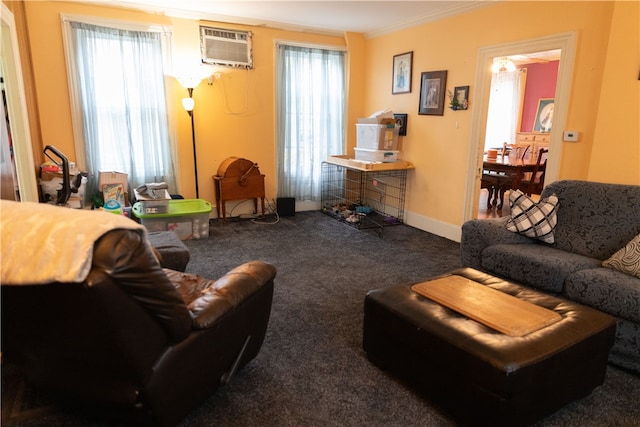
[182,97,195,112]
[177,75,204,90]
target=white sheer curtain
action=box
[67,21,176,195]
[484,69,526,151]
[275,44,345,206]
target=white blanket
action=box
[1,200,144,285]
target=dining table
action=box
[482,154,538,208]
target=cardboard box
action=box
[103,183,125,202]
[357,108,395,124]
[98,171,128,192]
[356,123,399,150]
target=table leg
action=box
[487,186,495,208]
[492,186,501,207]
[221,200,227,223]
[497,186,505,209]
[511,171,524,191]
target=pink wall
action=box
[519,60,559,132]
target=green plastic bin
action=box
[133,199,212,240]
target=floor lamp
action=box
[178,77,204,199]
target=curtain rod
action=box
[274,39,347,52]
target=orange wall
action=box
[363,1,638,233]
[589,0,640,184]
[16,1,639,239]
[21,1,347,206]
[169,18,347,203]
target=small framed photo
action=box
[419,70,448,115]
[392,51,412,94]
[393,113,408,136]
[453,85,469,110]
[533,98,554,132]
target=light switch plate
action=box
[563,131,579,142]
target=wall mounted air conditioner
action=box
[200,26,253,69]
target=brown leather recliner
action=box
[1,227,276,427]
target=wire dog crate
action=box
[321,158,411,235]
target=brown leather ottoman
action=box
[363,268,616,427]
[147,231,191,272]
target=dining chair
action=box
[507,143,532,161]
[518,148,548,195]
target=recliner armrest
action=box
[460,217,534,269]
[186,261,276,329]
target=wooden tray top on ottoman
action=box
[410,274,562,337]
[363,267,616,427]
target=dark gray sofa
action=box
[461,180,640,373]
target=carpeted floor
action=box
[2,211,639,426]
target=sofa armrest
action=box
[187,261,276,329]
[460,217,535,269]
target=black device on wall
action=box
[277,197,295,217]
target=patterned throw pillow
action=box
[506,190,559,244]
[602,233,640,278]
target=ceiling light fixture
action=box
[491,57,516,73]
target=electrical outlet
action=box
[563,131,579,142]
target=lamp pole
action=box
[182,87,199,199]
[190,109,199,199]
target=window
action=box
[62,17,176,196]
[484,68,526,151]
[275,43,346,209]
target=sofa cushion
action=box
[505,190,558,244]
[602,233,640,279]
[564,268,640,323]
[540,180,640,260]
[482,243,601,293]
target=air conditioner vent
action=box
[200,26,253,69]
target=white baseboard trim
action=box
[404,211,462,243]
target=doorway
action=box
[478,49,561,218]
[1,74,18,200]
[463,32,577,222]
[1,3,38,202]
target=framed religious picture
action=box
[419,70,447,115]
[453,85,469,110]
[392,51,412,94]
[393,113,408,136]
[533,98,554,132]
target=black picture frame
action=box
[418,70,447,115]
[453,85,469,110]
[393,113,408,136]
[392,51,412,94]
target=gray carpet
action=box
[2,211,639,426]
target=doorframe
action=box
[463,32,577,221]
[1,4,39,202]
